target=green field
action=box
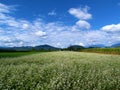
[0,51,120,90]
[0,52,39,58]
[81,48,120,55]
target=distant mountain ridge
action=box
[111,43,120,47]
[0,44,60,51]
[88,44,106,48]
[34,45,60,50]
[67,45,84,51]
[1,43,120,52]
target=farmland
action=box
[0,51,120,90]
[80,47,120,55]
[0,52,39,58]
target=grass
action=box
[80,47,120,55]
[0,51,120,90]
[0,51,39,58]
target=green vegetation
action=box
[63,45,120,55]
[0,52,38,58]
[80,47,120,55]
[0,51,119,90]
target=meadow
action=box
[0,51,120,90]
[0,52,37,58]
[81,47,120,55]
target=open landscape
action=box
[0,51,120,90]
[0,0,120,90]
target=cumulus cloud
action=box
[0,3,120,47]
[78,43,85,46]
[0,3,12,13]
[68,6,91,30]
[76,20,91,29]
[0,3,47,47]
[68,6,92,20]
[101,23,120,32]
[35,31,46,36]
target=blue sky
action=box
[0,0,120,47]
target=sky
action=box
[0,0,120,47]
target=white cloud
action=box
[0,28,3,33]
[0,3,12,13]
[76,20,91,29]
[56,42,61,47]
[68,6,92,20]
[101,23,120,32]
[22,23,29,29]
[0,3,120,47]
[0,13,8,20]
[48,10,56,16]
[19,20,32,30]
[68,6,92,30]
[4,19,19,27]
[35,31,46,36]
[84,30,109,45]
[0,3,48,47]
[78,43,85,46]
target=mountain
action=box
[0,45,60,51]
[0,46,33,52]
[67,45,84,51]
[88,44,106,48]
[34,45,60,51]
[13,46,33,51]
[111,43,120,47]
